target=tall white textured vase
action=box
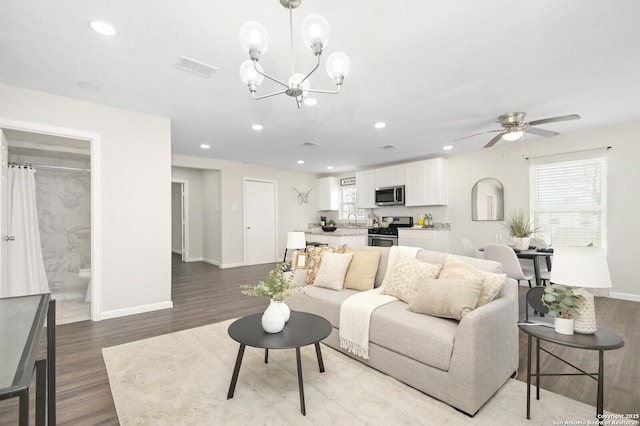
[262,299,285,333]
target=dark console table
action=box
[0,294,56,425]
[519,323,623,421]
[227,311,331,416]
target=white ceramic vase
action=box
[275,300,290,323]
[554,317,575,335]
[262,299,285,333]
[512,237,531,251]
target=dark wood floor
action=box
[1,254,638,424]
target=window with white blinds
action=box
[529,149,607,248]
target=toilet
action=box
[79,268,91,302]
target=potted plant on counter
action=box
[542,284,585,335]
[505,208,540,250]
[241,263,299,333]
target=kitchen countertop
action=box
[401,226,450,231]
[305,228,368,236]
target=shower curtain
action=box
[0,165,50,297]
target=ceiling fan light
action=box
[239,60,264,89]
[239,21,269,59]
[325,51,351,83]
[301,14,330,54]
[502,130,523,141]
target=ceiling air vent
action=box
[175,56,218,78]
[301,141,322,148]
[380,144,399,150]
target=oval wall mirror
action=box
[472,178,504,221]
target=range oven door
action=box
[368,235,397,247]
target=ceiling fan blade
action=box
[527,114,581,126]
[524,127,559,138]
[484,132,505,148]
[453,129,502,142]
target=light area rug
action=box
[103,319,612,426]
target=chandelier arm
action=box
[253,61,289,88]
[297,54,321,87]
[306,86,342,95]
[251,89,288,100]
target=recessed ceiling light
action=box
[77,81,101,91]
[303,98,318,106]
[252,124,263,131]
[89,21,117,36]
[374,122,386,129]
[327,166,334,170]
[297,160,305,164]
[200,144,210,149]
[443,145,453,151]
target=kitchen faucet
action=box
[347,212,358,227]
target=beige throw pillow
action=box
[438,255,506,306]
[313,252,354,291]
[306,244,348,284]
[408,278,484,320]
[381,253,442,304]
[344,250,382,291]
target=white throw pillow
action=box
[381,253,442,303]
[313,252,354,291]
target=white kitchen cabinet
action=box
[305,233,367,248]
[355,169,376,208]
[398,229,450,252]
[404,158,449,206]
[317,177,339,211]
[375,164,405,188]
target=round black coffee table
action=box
[226,311,332,416]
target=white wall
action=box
[0,84,172,319]
[202,170,221,265]
[172,156,318,268]
[448,120,640,301]
[171,182,182,254]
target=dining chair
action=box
[483,243,534,287]
[461,238,477,258]
[521,237,551,285]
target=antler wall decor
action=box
[293,187,313,205]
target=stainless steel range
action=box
[367,216,413,247]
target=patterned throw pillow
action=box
[438,255,506,306]
[313,252,354,291]
[381,253,442,304]
[344,250,382,291]
[306,244,348,284]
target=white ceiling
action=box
[2,0,640,173]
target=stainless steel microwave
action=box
[375,185,405,206]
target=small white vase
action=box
[275,300,290,323]
[554,317,574,335]
[262,299,285,333]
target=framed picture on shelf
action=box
[293,252,309,269]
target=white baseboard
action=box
[203,258,221,267]
[100,301,173,320]
[185,257,203,262]
[609,291,640,302]
[171,248,182,255]
[220,262,245,269]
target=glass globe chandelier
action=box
[238,0,351,108]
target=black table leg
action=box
[295,347,306,416]
[47,299,56,426]
[314,343,325,373]
[227,344,246,399]
[526,334,531,420]
[536,338,541,400]
[19,391,29,426]
[35,359,46,426]
[264,348,269,364]
[533,257,542,287]
[597,350,604,419]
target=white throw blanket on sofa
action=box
[339,246,422,359]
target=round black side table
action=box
[226,311,332,416]
[518,324,624,421]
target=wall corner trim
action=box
[99,301,173,321]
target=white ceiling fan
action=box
[457,112,581,148]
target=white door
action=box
[244,179,277,265]
[0,130,9,290]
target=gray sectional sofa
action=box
[287,247,519,415]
